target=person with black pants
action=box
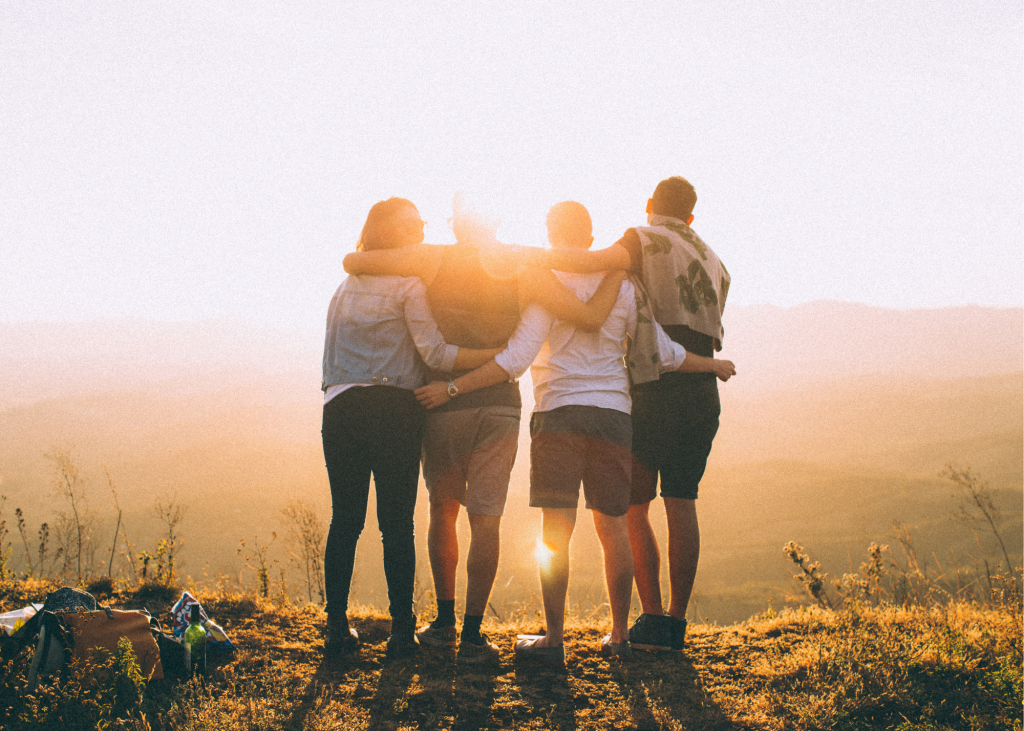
[320,197,500,659]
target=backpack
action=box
[14,588,164,690]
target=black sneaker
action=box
[385,632,419,659]
[457,633,500,664]
[628,614,673,651]
[324,620,359,657]
[670,616,687,651]
[386,615,420,660]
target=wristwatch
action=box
[447,380,459,398]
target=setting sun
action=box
[0,2,1019,728]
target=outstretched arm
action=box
[518,268,626,332]
[452,346,503,370]
[523,242,631,274]
[415,305,552,409]
[415,361,512,410]
[677,352,736,382]
[343,244,444,283]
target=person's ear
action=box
[646,198,653,214]
[687,214,694,226]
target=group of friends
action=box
[320,176,735,666]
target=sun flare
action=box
[533,538,554,570]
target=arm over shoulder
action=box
[527,240,633,274]
[343,244,444,283]
[414,305,552,410]
[519,268,626,332]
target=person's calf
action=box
[593,510,634,644]
[627,502,664,615]
[664,497,700,621]
[427,500,461,602]
[538,507,576,645]
[464,512,502,615]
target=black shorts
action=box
[529,405,632,517]
[631,373,720,503]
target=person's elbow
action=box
[342,253,362,274]
[492,357,515,382]
[427,343,458,372]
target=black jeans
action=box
[322,386,425,622]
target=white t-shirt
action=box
[494,273,687,414]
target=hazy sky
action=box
[2,1,1021,327]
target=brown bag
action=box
[61,608,164,680]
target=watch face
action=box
[447,382,458,397]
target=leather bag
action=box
[61,607,164,680]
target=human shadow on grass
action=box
[285,614,397,730]
[365,660,418,731]
[397,647,460,729]
[609,653,741,731]
[382,644,504,731]
[362,648,505,730]
[449,660,503,731]
[512,660,578,731]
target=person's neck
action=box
[648,213,689,226]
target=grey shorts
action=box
[529,405,632,517]
[422,405,521,517]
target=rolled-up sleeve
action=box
[655,321,687,372]
[401,279,459,371]
[623,280,685,372]
[494,305,552,379]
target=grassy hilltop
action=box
[0,307,1020,727]
[0,371,1020,626]
[0,576,1020,731]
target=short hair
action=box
[356,197,418,251]
[651,177,697,221]
[546,201,592,248]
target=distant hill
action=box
[0,317,322,410]
[720,301,1023,391]
[0,303,1020,623]
[1,302,1020,408]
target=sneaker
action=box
[386,615,420,660]
[669,616,688,651]
[628,614,673,651]
[324,623,359,657]
[457,633,500,664]
[513,635,565,667]
[385,632,419,659]
[415,623,458,648]
[600,633,633,659]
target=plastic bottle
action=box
[183,604,207,677]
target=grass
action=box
[0,580,1020,730]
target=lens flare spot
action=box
[534,538,554,570]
